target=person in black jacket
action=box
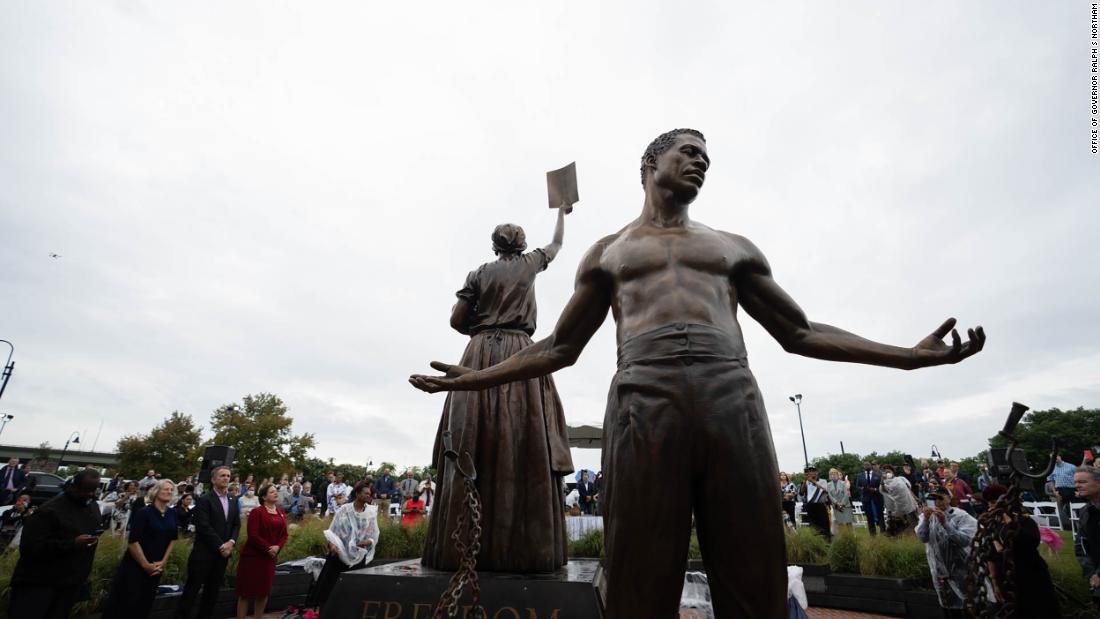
[855,461,886,535]
[0,458,27,506]
[8,469,102,619]
[1075,466,1100,611]
[576,470,596,515]
[175,492,195,537]
[979,484,1059,617]
[174,466,240,619]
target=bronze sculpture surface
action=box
[421,206,574,574]
[411,129,985,618]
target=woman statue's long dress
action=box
[422,213,574,573]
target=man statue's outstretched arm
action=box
[735,238,984,370]
[410,241,611,393]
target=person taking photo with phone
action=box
[8,468,103,619]
[917,486,979,618]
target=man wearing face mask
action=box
[8,468,102,619]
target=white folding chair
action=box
[851,501,867,528]
[1071,502,1086,535]
[795,502,817,527]
[1029,501,1062,530]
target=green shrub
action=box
[0,545,19,611]
[403,518,429,560]
[856,534,930,585]
[827,530,860,574]
[785,527,828,564]
[1047,531,1100,618]
[882,535,931,585]
[281,519,328,562]
[857,534,890,577]
[568,529,604,557]
[72,534,129,617]
[375,516,427,560]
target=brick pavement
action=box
[263,608,903,618]
[808,608,896,619]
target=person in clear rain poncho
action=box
[881,465,920,535]
[916,486,978,618]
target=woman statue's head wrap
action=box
[492,223,527,256]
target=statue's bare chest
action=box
[602,228,739,284]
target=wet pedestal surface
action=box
[324,558,603,619]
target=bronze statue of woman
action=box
[421,205,574,573]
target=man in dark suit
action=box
[0,458,27,506]
[855,461,885,535]
[175,465,240,619]
[576,470,596,514]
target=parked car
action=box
[21,471,65,506]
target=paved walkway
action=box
[808,608,896,619]
[264,609,899,618]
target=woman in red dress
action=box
[401,492,426,527]
[235,483,288,619]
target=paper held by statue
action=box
[546,162,579,211]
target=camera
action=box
[986,448,1043,494]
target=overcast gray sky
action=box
[2,1,1097,477]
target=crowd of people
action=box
[4,449,1097,618]
[783,458,1032,541]
[0,459,439,619]
[563,469,602,516]
[780,455,1100,617]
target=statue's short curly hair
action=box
[492,223,527,256]
[640,128,705,185]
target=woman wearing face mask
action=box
[826,468,853,533]
[238,486,260,520]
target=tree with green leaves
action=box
[808,452,864,479]
[988,406,1100,467]
[297,456,334,487]
[209,393,316,481]
[116,411,203,480]
[29,441,52,470]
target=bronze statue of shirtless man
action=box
[411,128,985,618]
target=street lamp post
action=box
[789,393,808,468]
[57,432,81,472]
[0,414,13,440]
[0,340,14,405]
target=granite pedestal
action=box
[324,558,603,619]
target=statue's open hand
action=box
[913,318,985,367]
[408,361,474,393]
